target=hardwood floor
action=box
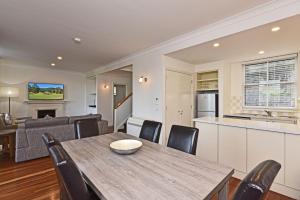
[0,154,295,200]
[0,155,59,200]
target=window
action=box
[244,55,297,109]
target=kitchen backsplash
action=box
[229,96,300,118]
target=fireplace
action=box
[37,109,56,118]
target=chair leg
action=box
[60,186,70,200]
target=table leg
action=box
[3,136,9,152]
[8,134,14,158]
[218,182,228,200]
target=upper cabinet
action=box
[196,71,218,91]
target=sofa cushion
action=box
[25,117,69,128]
[26,124,74,147]
[68,114,102,124]
[16,128,28,148]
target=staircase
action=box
[117,123,127,133]
[114,93,132,132]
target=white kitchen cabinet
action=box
[285,134,300,189]
[195,122,218,162]
[218,125,247,172]
[247,129,284,184]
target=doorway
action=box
[113,84,127,108]
[165,70,193,143]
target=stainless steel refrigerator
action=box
[197,92,218,118]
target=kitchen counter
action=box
[193,116,300,135]
[193,116,300,198]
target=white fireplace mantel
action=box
[24,100,70,104]
[24,100,69,118]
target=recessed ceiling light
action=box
[73,37,81,43]
[258,50,265,54]
[51,63,56,66]
[57,56,63,60]
[271,26,280,32]
[213,43,220,47]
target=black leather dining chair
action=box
[42,133,72,200]
[167,125,198,155]
[42,133,70,200]
[49,145,100,200]
[42,133,60,149]
[139,120,162,143]
[232,160,281,200]
[74,118,99,139]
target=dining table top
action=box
[61,132,234,200]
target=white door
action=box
[165,70,192,143]
[178,72,193,126]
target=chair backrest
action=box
[49,145,91,200]
[139,120,162,143]
[42,133,60,149]
[167,125,199,155]
[42,133,70,199]
[232,160,281,200]
[74,118,99,139]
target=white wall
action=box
[163,56,195,74]
[89,1,300,125]
[86,1,300,144]
[132,53,164,122]
[0,60,86,117]
[97,70,132,126]
[94,52,164,126]
[195,51,300,117]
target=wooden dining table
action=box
[61,132,234,200]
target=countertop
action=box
[193,116,300,135]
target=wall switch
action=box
[154,97,159,105]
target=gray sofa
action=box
[15,114,108,162]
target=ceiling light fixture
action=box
[258,50,265,55]
[57,56,63,60]
[73,37,81,43]
[271,26,280,32]
[213,43,220,47]
[51,63,56,66]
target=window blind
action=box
[244,56,297,108]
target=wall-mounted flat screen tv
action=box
[28,82,64,100]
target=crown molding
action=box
[90,0,300,74]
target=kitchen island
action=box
[193,116,300,199]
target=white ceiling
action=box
[168,15,300,64]
[0,0,272,72]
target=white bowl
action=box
[110,139,143,155]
